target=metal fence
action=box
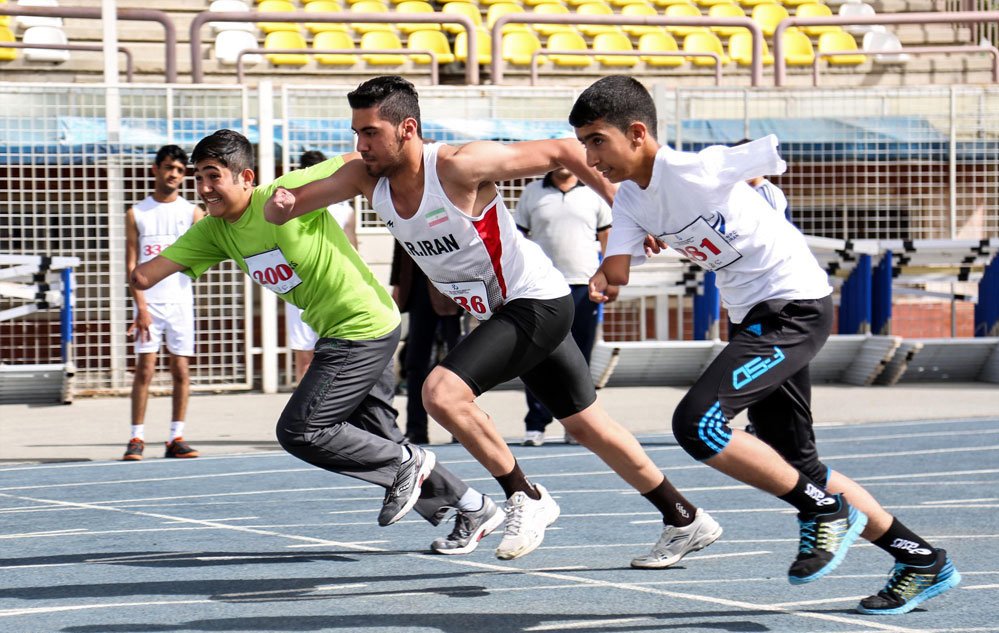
[1,82,997,393]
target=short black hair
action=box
[732,138,752,147]
[154,144,188,167]
[191,129,254,176]
[299,150,327,168]
[347,75,423,137]
[569,76,658,140]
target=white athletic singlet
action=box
[606,136,831,323]
[372,143,569,320]
[133,195,196,304]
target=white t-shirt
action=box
[514,178,612,284]
[606,136,831,323]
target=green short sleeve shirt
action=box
[162,156,400,340]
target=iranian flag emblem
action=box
[426,207,448,228]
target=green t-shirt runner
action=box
[163,156,400,341]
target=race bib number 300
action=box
[660,216,742,271]
[436,280,492,321]
[245,248,303,295]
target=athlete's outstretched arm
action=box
[131,255,186,291]
[590,255,632,303]
[445,138,616,204]
[264,155,368,225]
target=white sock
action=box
[401,445,411,462]
[169,421,185,441]
[456,488,484,513]
[130,425,144,441]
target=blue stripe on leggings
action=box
[697,401,732,456]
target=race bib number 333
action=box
[660,216,742,271]
[245,248,303,295]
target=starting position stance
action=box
[132,129,501,554]
[266,76,722,565]
[578,75,960,615]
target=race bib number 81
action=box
[660,216,742,271]
[245,248,303,295]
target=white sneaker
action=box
[522,431,545,447]
[495,483,560,560]
[630,508,723,569]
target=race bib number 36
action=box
[660,216,742,271]
[245,248,303,295]
[436,280,492,321]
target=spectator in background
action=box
[123,144,205,461]
[284,150,359,383]
[514,168,616,447]
[390,240,462,445]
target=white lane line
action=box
[920,497,998,504]
[0,528,87,539]
[0,599,215,618]
[0,468,316,492]
[855,467,999,482]
[285,541,389,548]
[524,617,655,631]
[961,583,999,590]
[824,444,999,461]
[0,491,925,632]
[160,516,259,523]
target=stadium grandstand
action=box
[0,0,997,399]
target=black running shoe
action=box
[857,548,961,615]
[788,494,867,585]
[431,495,505,555]
[164,437,199,458]
[378,445,436,526]
[122,438,144,461]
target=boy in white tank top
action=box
[124,145,204,461]
[264,76,722,567]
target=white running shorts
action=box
[134,302,195,356]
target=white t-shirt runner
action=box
[606,136,831,323]
[372,143,569,320]
[133,195,197,305]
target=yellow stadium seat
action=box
[546,30,592,67]
[264,30,309,65]
[575,2,621,37]
[0,26,17,62]
[314,30,359,65]
[728,29,772,64]
[396,0,441,33]
[818,30,865,65]
[708,3,747,37]
[782,0,814,7]
[683,30,729,65]
[621,3,662,36]
[781,26,814,65]
[441,2,483,34]
[481,0,521,6]
[488,3,532,34]
[697,0,737,6]
[651,0,695,7]
[502,30,544,65]
[593,30,639,67]
[750,2,789,37]
[532,3,574,37]
[361,29,407,63]
[739,0,773,7]
[638,28,684,66]
[524,0,557,7]
[408,29,456,63]
[257,0,302,34]
[665,3,707,37]
[304,1,349,34]
[796,3,841,36]
[351,0,393,33]
[609,0,652,7]
[455,28,492,64]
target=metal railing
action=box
[190,12,477,84]
[812,44,999,86]
[235,47,443,84]
[528,48,723,86]
[490,14,763,86]
[0,5,176,82]
[0,42,134,81]
[774,11,999,86]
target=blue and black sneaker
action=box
[857,548,961,615]
[788,494,867,585]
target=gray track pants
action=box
[275,326,468,525]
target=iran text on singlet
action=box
[371,142,569,321]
